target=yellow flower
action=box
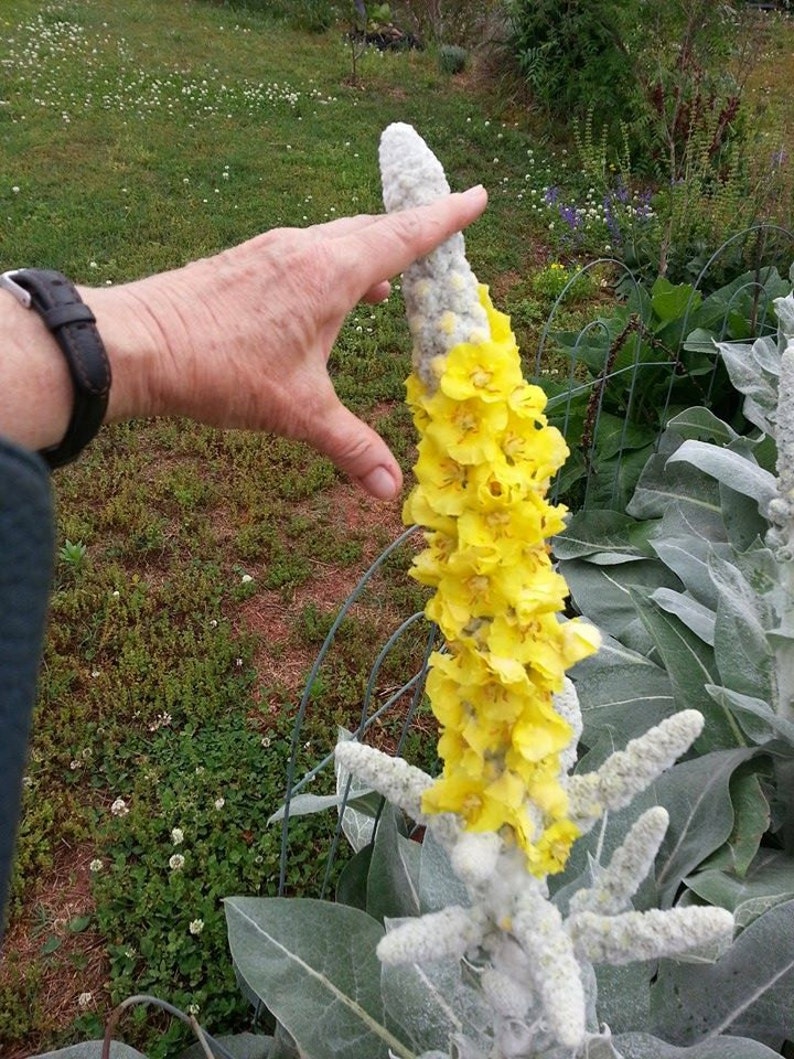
[439,341,523,403]
[406,284,599,875]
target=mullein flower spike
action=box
[380,122,599,875]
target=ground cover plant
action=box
[3,1,794,1057]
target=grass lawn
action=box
[1,1,794,1056]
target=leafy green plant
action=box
[437,44,467,75]
[538,262,792,511]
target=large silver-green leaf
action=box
[630,589,744,750]
[180,1034,273,1059]
[653,749,758,906]
[612,1032,781,1058]
[594,961,653,1035]
[687,761,770,879]
[650,589,715,646]
[572,632,676,747]
[628,441,721,521]
[651,898,794,1046]
[717,335,780,436]
[686,849,794,928]
[666,441,777,510]
[224,897,413,1059]
[665,407,739,447]
[709,556,774,703]
[418,829,469,914]
[366,804,421,923]
[650,537,731,611]
[655,497,728,547]
[562,559,681,639]
[705,686,794,745]
[554,510,657,563]
[381,956,490,1055]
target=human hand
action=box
[90,186,488,498]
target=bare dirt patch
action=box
[1,842,109,1059]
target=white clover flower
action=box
[240,573,253,584]
[189,918,205,935]
[214,796,225,810]
[110,797,129,817]
[169,853,185,871]
[89,858,103,873]
[171,827,184,845]
[77,991,93,1008]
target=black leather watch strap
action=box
[0,268,111,469]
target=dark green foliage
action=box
[538,265,792,511]
[505,0,640,131]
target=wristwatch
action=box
[0,268,112,469]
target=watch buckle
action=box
[0,270,32,309]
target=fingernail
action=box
[361,466,398,499]
[462,184,486,198]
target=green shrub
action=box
[504,0,640,131]
[438,44,467,74]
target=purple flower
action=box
[544,185,560,205]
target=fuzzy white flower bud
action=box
[569,806,669,917]
[568,905,734,966]
[379,123,489,388]
[553,676,583,775]
[335,741,432,819]
[512,889,586,1049]
[450,831,503,890]
[377,906,486,965]
[567,710,704,828]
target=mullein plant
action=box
[334,124,735,1057]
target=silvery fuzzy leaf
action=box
[366,803,422,923]
[224,897,409,1059]
[628,445,721,521]
[611,1032,782,1058]
[774,290,794,340]
[666,441,777,511]
[419,829,470,914]
[562,558,681,639]
[381,957,491,1056]
[716,335,780,436]
[654,497,728,547]
[650,898,794,1046]
[650,589,715,646]
[30,1047,149,1059]
[629,588,739,751]
[337,728,379,853]
[665,406,739,447]
[554,510,656,563]
[594,961,654,1036]
[708,556,774,703]
[686,848,794,926]
[704,686,794,745]
[650,537,731,612]
[572,632,675,751]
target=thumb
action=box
[312,400,403,500]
